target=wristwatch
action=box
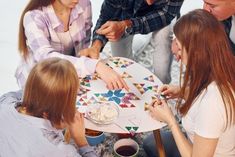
[124,25,133,36]
[123,20,133,36]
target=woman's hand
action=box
[68,111,88,147]
[95,61,129,91]
[158,84,180,99]
[148,99,175,126]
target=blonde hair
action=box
[22,58,79,125]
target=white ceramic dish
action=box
[86,102,119,125]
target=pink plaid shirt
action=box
[15,0,98,89]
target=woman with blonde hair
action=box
[144,9,235,157]
[16,0,128,91]
[0,58,98,157]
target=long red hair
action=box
[174,9,235,127]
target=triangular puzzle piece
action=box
[144,75,155,83]
[121,72,132,78]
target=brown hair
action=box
[22,58,79,125]
[18,0,54,60]
[174,9,235,126]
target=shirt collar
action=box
[43,4,84,30]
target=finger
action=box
[97,24,112,35]
[99,21,110,31]
[116,79,123,89]
[120,78,129,91]
[158,85,168,94]
[107,82,114,90]
[112,81,119,90]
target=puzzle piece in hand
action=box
[121,72,132,78]
[144,96,158,111]
[133,83,148,95]
[144,75,155,83]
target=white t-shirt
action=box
[229,15,235,44]
[182,82,235,157]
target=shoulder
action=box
[193,82,227,138]
[23,8,48,28]
[197,82,225,116]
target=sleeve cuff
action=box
[84,57,99,74]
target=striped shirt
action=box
[15,0,98,89]
[93,0,183,46]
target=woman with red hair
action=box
[144,9,235,157]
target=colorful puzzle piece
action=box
[133,83,148,94]
[125,126,139,136]
[77,87,90,96]
[146,85,158,93]
[76,96,98,107]
[80,76,91,87]
[144,75,155,83]
[121,72,132,78]
[109,58,134,68]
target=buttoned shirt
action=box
[93,0,183,46]
[15,0,98,88]
[0,91,98,157]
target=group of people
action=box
[0,0,234,156]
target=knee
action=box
[143,134,158,157]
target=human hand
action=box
[79,47,100,59]
[95,61,129,91]
[96,21,126,41]
[158,84,180,99]
[171,38,181,62]
[68,111,88,147]
[148,99,175,125]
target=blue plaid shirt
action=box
[93,0,184,46]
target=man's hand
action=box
[96,21,126,42]
[79,40,102,59]
[79,47,100,59]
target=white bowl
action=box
[86,102,119,125]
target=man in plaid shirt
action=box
[80,0,184,84]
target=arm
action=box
[131,0,183,34]
[23,11,98,78]
[82,0,93,49]
[68,112,98,157]
[149,87,224,157]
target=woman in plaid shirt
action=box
[16,0,128,91]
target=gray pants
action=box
[110,25,173,84]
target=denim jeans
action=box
[143,130,180,157]
[109,24,173,84]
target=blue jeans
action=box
[143,130,180,157]
[110,24,173,84]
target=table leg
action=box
[153,129,166,157]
